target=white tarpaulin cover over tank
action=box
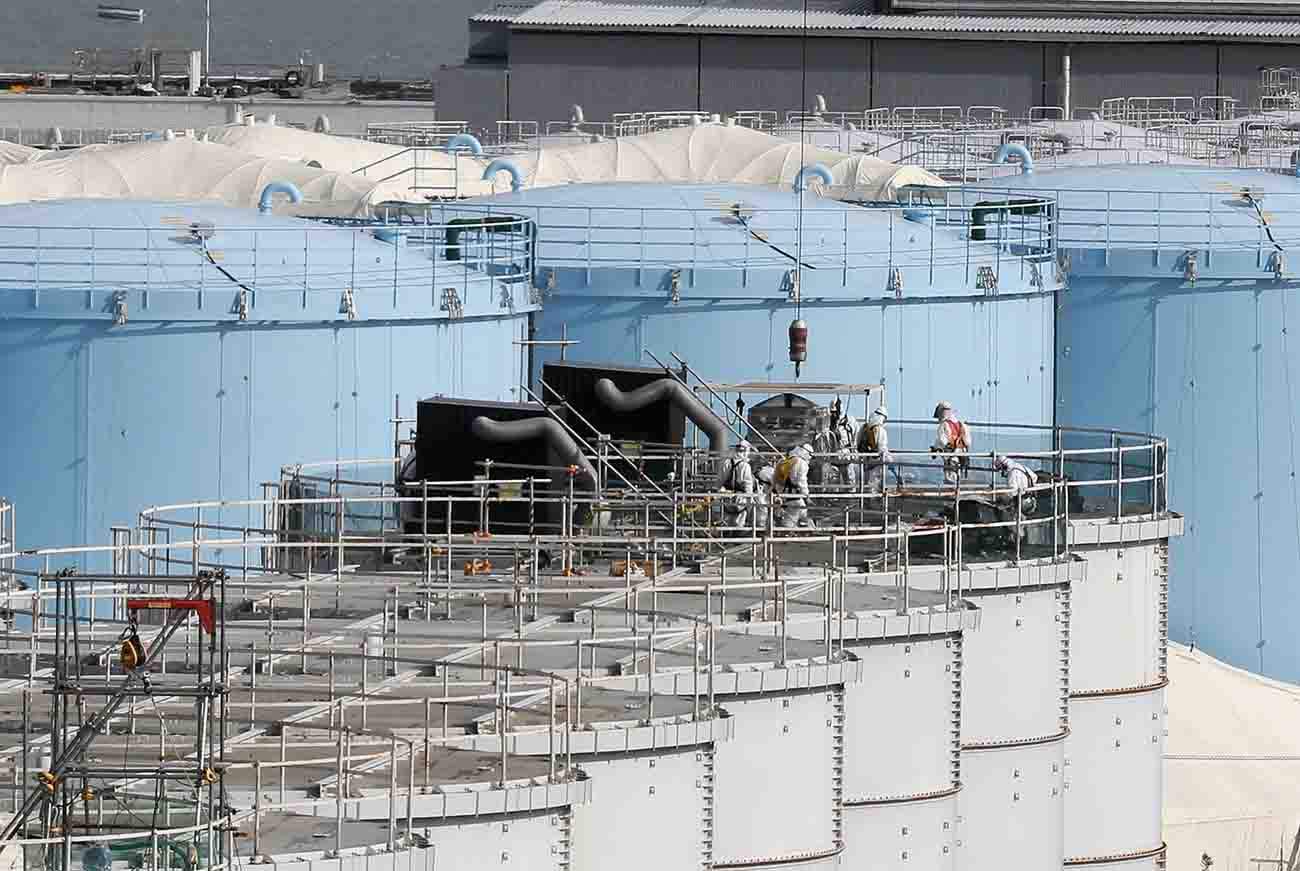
[502,125,944,200]
[0,139,382,215]
[202,123,404,173]
[0,141,40,166]
[201,122,944,200]
[1165,642,1300,869]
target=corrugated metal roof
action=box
[861,14,1300,38]
[499,0,1300,39]
[471,1,541,24]
[510,0,874,30]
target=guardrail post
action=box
[1113,434,1123,522]
[253,761,262,858]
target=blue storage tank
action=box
[982,164,1300,680]
[458,182,1062,431]
[0,198,535,553]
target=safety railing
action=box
[0,214,536,306]
[959,181,1300,257]
[430,196,1058,292]
[111,415,1168,578]
[351,146,462,195]
[364,121,469,147]
[0,499,13,586]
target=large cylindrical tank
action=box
[0,199,534,553]
[458,182,1061,427]
[977,165,1299,682]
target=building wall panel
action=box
[699,35,868,115]
[434,65,510,132]
[869,40,1043,114]
[508,32,700,123]
[1217,44,1300,108]
[1066,44,1217,114]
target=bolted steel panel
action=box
[960,588,1068,744]
[1069,544,1165,693]
[843,637,959,801]
[843,792,958,871]
[1063,689,1165,861]
[712,692,839,865]
[571,750,707,871]
[958,740,1066,871]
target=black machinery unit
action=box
[409,398,570,533]
[541,361,690,480]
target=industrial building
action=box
[437,0,1300,131]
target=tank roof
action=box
[975,166,1300,277]
[460,182,1056,299]
[0,199,536,323]
[987,164,1300,195]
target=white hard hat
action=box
[933,400,952,419]
[757,466,775,484]
[993,455,1009,470]
[874,405,889,420]
[734,440,752,455]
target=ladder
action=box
[830,689,846,848]
[699,747,716,869]
[1155,543,1170,680]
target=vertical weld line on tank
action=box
[1254,289,1265,673]
[352,328,361,461]
[247,329,255,531]
[217,330,226,531]
[1281,292,1300,676]
[1182,296,1198,643]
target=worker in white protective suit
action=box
[858,405,894,492]
[754,465,776,529]
[931,400,972,485]
[812,416,857,488]
[717,441,755,528]
[774,443,815,528]
[831,411,858,489]
[994,455,1038,520]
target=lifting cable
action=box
[794,0,808,322]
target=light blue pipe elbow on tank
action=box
[994,143,1034,175]
[482,158,524,192]
[258,181,303,214]
[445,134,484,156]
[793,163,833,193]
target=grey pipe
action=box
[594,377,728,454]
[470,416,597,489]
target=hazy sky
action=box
[0,0,497,79]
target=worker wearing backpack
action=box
[931,400,972,485]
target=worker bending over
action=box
[994,454,1038,519]
[773,443,815,528]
